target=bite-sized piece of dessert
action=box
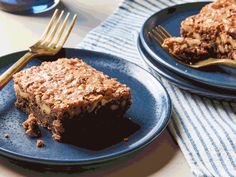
[13,58,131,142]
[162,37,215,64]
[163,0,236,62]
[22,114,41,138]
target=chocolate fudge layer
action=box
[13,58,131,141]
[162,0,236,62]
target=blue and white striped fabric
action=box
[78,0,236,176]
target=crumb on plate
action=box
[36,140,44,148]
[3,133,9,139]
[22,114,41,138]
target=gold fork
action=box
[149,25,236,69]
[0,9,77,89]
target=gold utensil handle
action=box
[217,59,236,68]
[0,52,37,90]
[195,58,236,68]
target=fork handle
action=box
[216,59,236,68]
[0,51,38,90]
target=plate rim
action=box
[0,48,172,165]
[137,36,236,101]
[139,1,236,91]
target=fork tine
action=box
[49,12,70,47]
[39,9,59,42]
[150,26,191,63]
[155,26,168,40]
[148,31,162,46]
[158,25,172,38]
[152,28,165,42]
[44,10,65,45]
[57,14,77,48]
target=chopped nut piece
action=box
[123,137,129,142]
[111,105,119,110]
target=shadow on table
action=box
[0,129,179,177]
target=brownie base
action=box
[15,95,131,142]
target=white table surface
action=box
[0,0,193,176]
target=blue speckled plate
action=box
[140,1,236,91]
[0,48,171,166]
[137,37,236,101]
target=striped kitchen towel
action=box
[78,0,236,176]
